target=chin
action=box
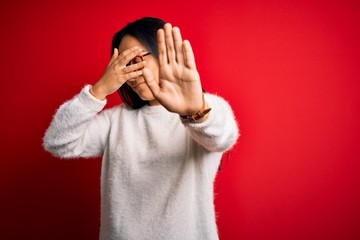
[137,91,155,102]
[140,96,155,102]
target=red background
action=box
[1,0,360,239]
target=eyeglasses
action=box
[126,52,151,66]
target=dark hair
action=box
[111,17,166,109]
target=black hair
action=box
[111,17,166,109]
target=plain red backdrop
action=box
[1,0,359,239]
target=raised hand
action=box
[91,47,146,100]
[143,23,204,116]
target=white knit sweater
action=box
[43,85,239,240]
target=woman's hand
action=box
[91,47,146,100]
[143,23,204,115]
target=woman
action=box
[43,17,239,240]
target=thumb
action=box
[109,48,119,65]
[143,67,161,97]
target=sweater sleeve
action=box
[43,85,111,158]
[181,93,240,152]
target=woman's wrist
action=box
[90,84,107,100]
[180,93,211,123]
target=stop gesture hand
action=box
[143,23,205,116]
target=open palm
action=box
[143,23,204,115]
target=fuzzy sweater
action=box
[43,85,239,240]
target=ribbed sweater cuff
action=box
[78,85,107,112]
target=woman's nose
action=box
[127,52,150,66]
[127,55,144,66]
[133,56,143,64]
[127,55,142,66]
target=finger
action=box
[172,27,184,64]
[157,29,167,66]
[123,69,143,81]
[118,47,142,65]
[164,23,176,63]
[118,46,139,58]
[121,61,146,74]
[183,40,196,69]
[119,48,143,64]
[143,67,161,97]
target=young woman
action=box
[43,17,239,240]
